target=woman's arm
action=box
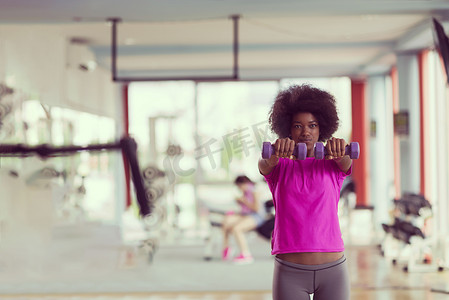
[258,138,295,175]
[258,158,277,175]
[333,155,352,174]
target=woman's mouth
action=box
[299,139,312,144]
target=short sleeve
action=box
[329,160,353,185]
[342,163,353,177]
[261,159,283,192]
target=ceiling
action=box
[1,0,449,80]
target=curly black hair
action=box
[268,84,339,142]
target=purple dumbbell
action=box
[261,142,308,160]
[314,142,360,160]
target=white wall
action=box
[0,24,117,118]
[0,24,126,228]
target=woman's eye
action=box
[310,124,317,128]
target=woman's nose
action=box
[301,127,311,135]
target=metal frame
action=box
[0,137,151,217]
[108,15,241,83]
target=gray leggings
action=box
[273,255,350,300]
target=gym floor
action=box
[1,244,448,300]
[0,212,448,300]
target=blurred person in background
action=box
[221,175,265,264]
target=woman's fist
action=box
[325,137,347,160]
[265,138,296,167]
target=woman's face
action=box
[290,112,320,157]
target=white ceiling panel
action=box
[0,0,448,79]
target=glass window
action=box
[20,102,118,224]
[196,81,280,183]
[128,79,352,229]
[129,81,197,228]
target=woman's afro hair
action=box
[268,84,339,142]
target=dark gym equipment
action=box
[432,18,449,85]
[0,137,151,217]
[393,193,432,216]
[166,144,182,157]
[142,165,165,182]
[256,200,275,240]
[0,103,12,119]
[380,193,441,272]
[0,83,14,99]
[381,193,431,246]
[382,217,425,245]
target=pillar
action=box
[418,50,431,200]
[396,53,421,194]
[390,67,401,198]
[351,79,370,207]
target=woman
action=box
[258,84,352,299]
[222,175,264,264]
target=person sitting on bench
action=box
[221,175,265,264]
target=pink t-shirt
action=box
[240,184,256,215]
[263,157,352,255]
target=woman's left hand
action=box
[325,137,347,160]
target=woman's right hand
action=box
[266,138,296,166]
